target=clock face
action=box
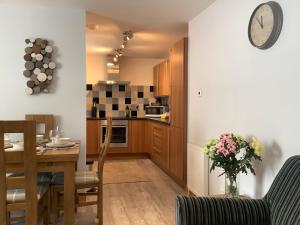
[250,4,274,47]
[248,1,283,49]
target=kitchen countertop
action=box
[87,117,170,125]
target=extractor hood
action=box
[98,56,130,85]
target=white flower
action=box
[235,148,246,160]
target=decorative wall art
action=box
[23,38,56,95]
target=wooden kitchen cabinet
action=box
[169,38,188,185]
[130,120,145,153]
[169,126,184,181]
[158,60,170,96]
[170,38,187,129]
[151,122,170,169]
[144,121,153,154]
[153,60,170,97]
[153,65,160,97]
[86,120,100,156]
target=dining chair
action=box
[25,114,54,140]
[51,117,112,225]
[0,120,50,225]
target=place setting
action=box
[4,126,76,154]
[45,127,76,149]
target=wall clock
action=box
[248,1,283,49]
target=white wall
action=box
[119,57,163,85]
[188,0,300,197]
[0,5,86,169]
[86,54,107,84]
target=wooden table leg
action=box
[64,162,75,225]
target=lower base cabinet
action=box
[151,123,170,170]
[86,120,100,156]
[144,121,153,155]
[130,120,145,153]
[169,126,184,181]
[87,119,186,187]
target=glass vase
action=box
[225,174,239,198]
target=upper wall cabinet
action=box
[153,60,170,97]
[153,64,159,97]
[169,38,188,129]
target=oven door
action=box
[101,124,128,147]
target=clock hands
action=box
[255,16,264,29]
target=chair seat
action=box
[7,172,52,184]
[7,184,48,204]
[52,171,99,186]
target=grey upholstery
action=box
[52,171,99,186]
[176,155,300,225]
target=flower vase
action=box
[225,174,239,198]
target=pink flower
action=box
[216,133,237,157]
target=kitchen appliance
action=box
[145,106,168,118]
[100,120,128,147]
[97,56,130,85]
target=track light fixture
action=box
[110,31,134,62]
[123,31,133,41]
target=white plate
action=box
[4,143,13,149]
[57,137,71,143]
[46,141,76,148]
[37,139,49,145]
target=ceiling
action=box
[1,0,215,58]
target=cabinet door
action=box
[86,120,100,156]
[170,38,187,128]
[152,123,170,169]
[144,121,153,155]
[160,60,170,96]
[164,59,170,96]
[153,65,160,97]
[169,126,185,181]
[130,120,145,153]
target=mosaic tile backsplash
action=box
[86,83,156,118]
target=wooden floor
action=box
[70,159,186,225]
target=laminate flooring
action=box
[70,159,186,225]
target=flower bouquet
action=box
[202,133,264,198]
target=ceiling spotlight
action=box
[121,43,126,48]
[113,57,118,62]
[123,31,134,42]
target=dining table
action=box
[6,142,80,225]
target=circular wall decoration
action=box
[23,38,57,95]
[248,1,283,49]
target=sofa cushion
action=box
[264,155,300,225]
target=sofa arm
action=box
[176,196,270,225]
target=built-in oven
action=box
[100,120,128,147]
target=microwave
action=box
[145,106,168,118]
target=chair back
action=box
[264,155,300,225]
[0,121,37,225]
[25,114,54,140]
[97,117,112,174]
